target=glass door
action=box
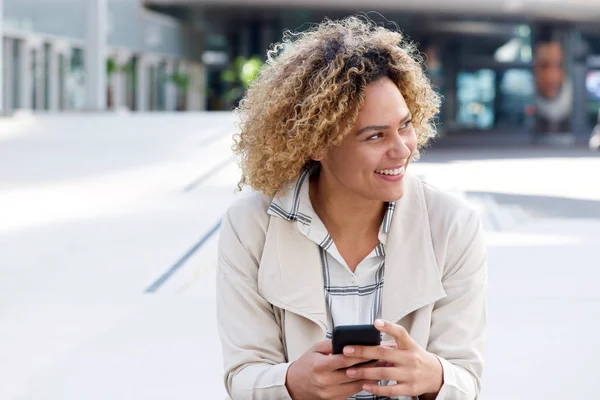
[497,68,535,130]
[456,69,496,130]
[455,68,534,131]
[67,48,86,110]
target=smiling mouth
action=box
[375,166,405,176]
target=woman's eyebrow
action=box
[355,112,412,136]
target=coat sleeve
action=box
[427,209,488,400]
[216,201,293,400]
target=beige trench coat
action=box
[216,172,488,399]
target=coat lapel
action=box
[257,172,446,333]
[257,215,329,332]
[381,173,446,323]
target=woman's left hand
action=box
[343,319,444,398]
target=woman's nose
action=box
[387,135,412,159]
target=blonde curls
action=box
[233,15,441,197]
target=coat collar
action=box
[257,172,446,332]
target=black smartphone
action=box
[332,324,381,355]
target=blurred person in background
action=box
[217,16,487,400]
[533,38,573,135]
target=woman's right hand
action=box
[285,340,378,400]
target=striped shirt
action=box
[268,163,395,400]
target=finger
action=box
[328,369,368,385]
[353,360,380,369]
[389,349,422,368]
[362,382,418,397]
[311,339,333,355]
[321,369,377,386]
[374,360,395,368]
[346,366,414,382]
[374,319,416,350]
[326,354,373,370]
[324,380,379,399]
[374,342,397,368]
[343,344,398,363]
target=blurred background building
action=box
[2,0,600,143]
[0,0,206,113]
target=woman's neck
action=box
[309,174,385,240]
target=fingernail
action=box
[374,319,384,327]
[363,384,372,391]
[347,368,356,377]
[344,346,355,354]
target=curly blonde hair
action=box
[232,15,441,197]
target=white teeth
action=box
[376,167,404,176]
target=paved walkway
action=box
[0,114,598,399]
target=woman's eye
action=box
[367,132,384,141]
[400,120,412,130]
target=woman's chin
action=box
[372,183,405,203]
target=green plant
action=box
[170,72,191,92]
[106,58,117,76]
[221,56,262,88]
[240,57,262,87]
[107,58,136,77]
[120,61,135,76]
[220,56,263,108]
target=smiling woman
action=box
[232,16,439,198]
[217,15,488,400]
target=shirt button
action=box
[351,276,356,283]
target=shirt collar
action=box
[266,163,316,227]
[268,163,396,236]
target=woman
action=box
[217,16,487,400]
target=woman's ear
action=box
[311,148,326,162]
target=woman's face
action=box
[316,76,417,203]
